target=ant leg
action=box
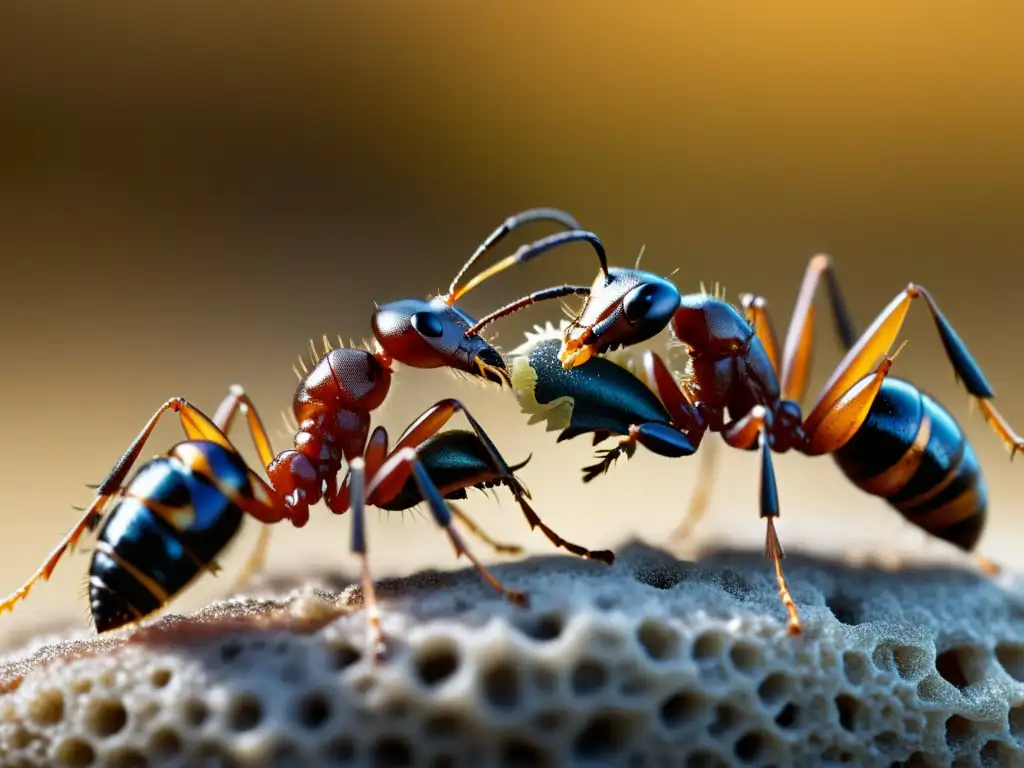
[449,503,524,556]
[641,351,708,435]
[347,457,385,660]
[347,426,523,556]
[392,399,614,563]
[802,284,1014,456]
[0,398,233,615]
[740,294,782,374]
[803,352,900,455]
[447,208,581,301]
[778,254,858,405]
[367,448,528,607]
[210,385,283,592]
[723,407,802,635]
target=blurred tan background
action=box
[2,1,1023,637]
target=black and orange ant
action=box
[0,209,614,654]
[469,227,1020,635]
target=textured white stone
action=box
[1,542,1023,768]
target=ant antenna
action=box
[446,208,580,305]
[465,284,592,337]
[450,230,610,305]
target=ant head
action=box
[559,267,680,369]
[371,298,509,385]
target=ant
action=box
[0,209,614,654]
[468,227,1020,636]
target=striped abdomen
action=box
[89,441,250,632]
[832,378,987,551]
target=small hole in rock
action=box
[571,659,607,696]
[757,672,791,705]
[324,736,356,763]
[330,643,362,671]
[55,738,95,767]
[482,662,520,711]
[686,750,730,768]
[151,668,172,689]
[843,651,870,685]
[775,703,799,729]
[424,714,462,740]
[103,747,147,768]
[572,713,630,761]
[895,752,933,768]
[149,727,182,758]
[1009,705,1024,741]
[835,694,859,732]
[296,692,332,729]
[517,613,564,642]
[85,698,127,737]
[826,594,862,625]
[501,739,550,768]
[980,739,1014,766]
[182,698,208,729]
[8,726,30,750]
[268,741,303,768]
[734,731,768,763]
[226,693,263,732]
[28,688,64,726]
[532,711,565,733]
[709,703,741,736]
[693,631,726,661]
[729,641,764,674]
[637,619,680,661]
[916,675,946,702]
[660,691,705,730]
[194,741,239,767]
[996,643,1024,683]
[946,714,976,748]
[892,645,927,679]
[633,565,685,590]
[936,648,973,689]
[415,641,460,688]
[874,730,900,752]
[372,736,413,768]
[220,639,243,662]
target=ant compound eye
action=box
[411,311,445,338]
[623,284,656,324]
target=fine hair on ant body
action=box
[0,209,619,657]
[469,221,1020,636]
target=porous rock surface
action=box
[1,543,1024,768]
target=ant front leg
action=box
[365,447,529,609]
[0,398,235,616]
[392,399,614,563]
[722,406,803,635]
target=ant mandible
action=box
[0,209,614,655]
[469,231,1020,636]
